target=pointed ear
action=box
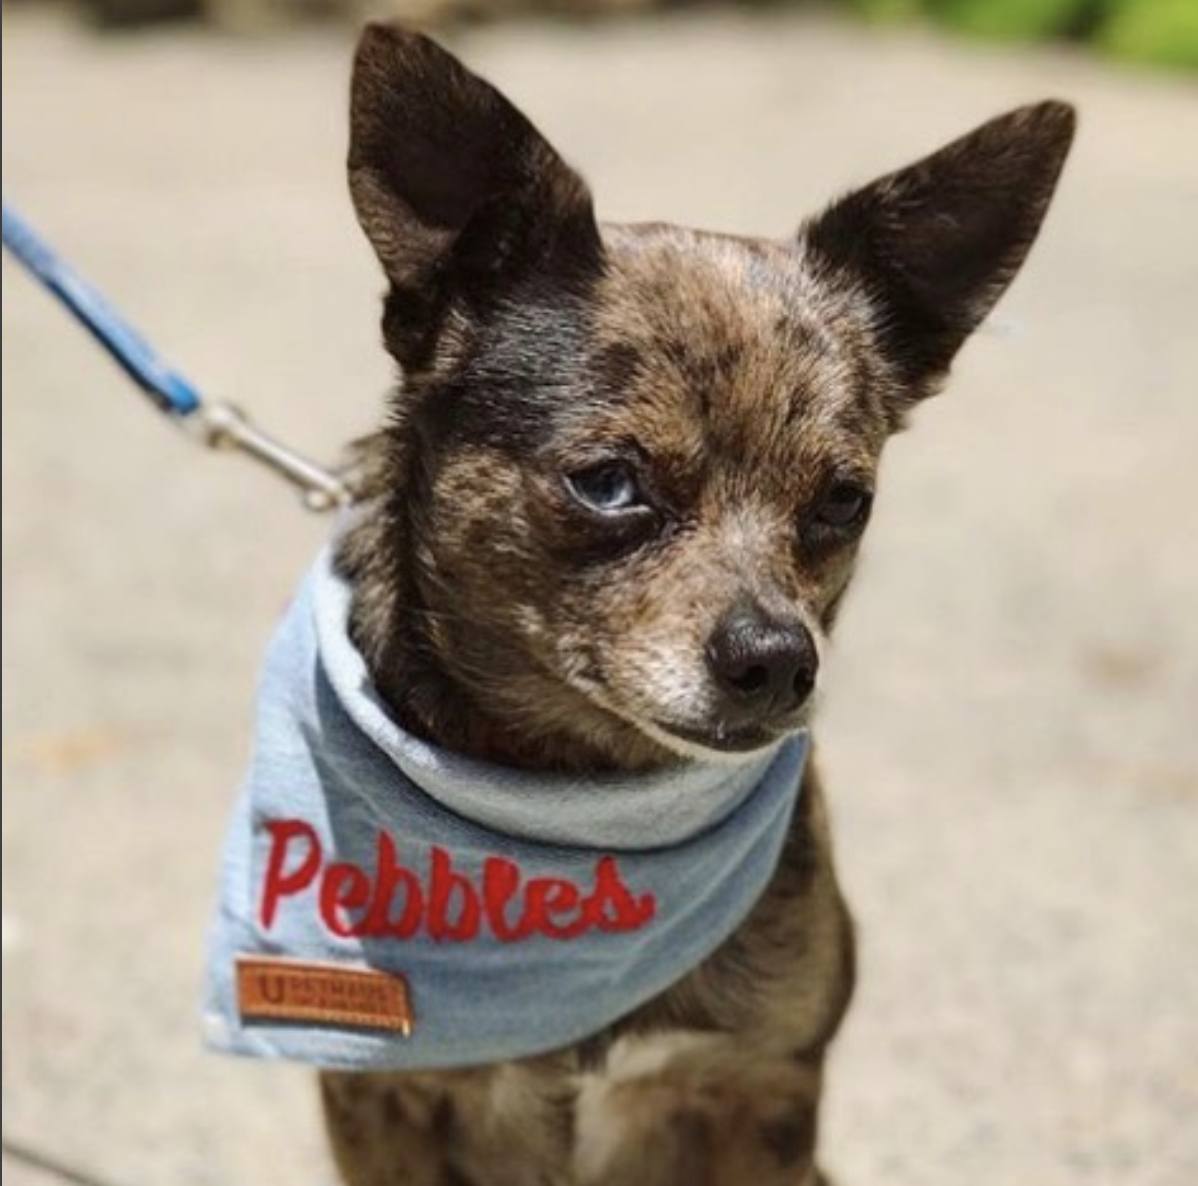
[348,24,602,364]
[803,101,1076,392]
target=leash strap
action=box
[2,202,353,511]
[3,203,202,416]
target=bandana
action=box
[202,547,809,1071]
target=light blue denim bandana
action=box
[203,548,809,1071]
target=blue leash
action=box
[2,202,352,510]
[3,204,202,417]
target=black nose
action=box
[706,604,818,716]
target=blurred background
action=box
[3,1,1196,1184]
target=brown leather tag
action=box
[236,956,413,1035]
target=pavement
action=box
[3,5,1197,1185]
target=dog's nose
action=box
[706,604,818,716]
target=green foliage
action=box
[847,0,927,20]
[844,0,1198,71]
[1098,0,1198,69]
[933,0,1092,41]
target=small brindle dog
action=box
[320,24,1075,1186]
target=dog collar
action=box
[202,548,809,1071]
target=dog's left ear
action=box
[804,100,1076,397]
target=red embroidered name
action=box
[259,818,657,943]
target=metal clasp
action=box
[189,401,354,512]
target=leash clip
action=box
[2,203,358,515]
[191,402,354,513]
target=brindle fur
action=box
[321,25,1075,1184]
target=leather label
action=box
[236,956,412,1035]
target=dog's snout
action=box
[706,604,817,716]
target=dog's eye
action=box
[567,462,643,514]
[814,481,873,530]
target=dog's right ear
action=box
[349,24,602,365]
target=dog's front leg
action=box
[321,1061,576,1186]
[321,1071,455,1186]
[573,1033,829,1186]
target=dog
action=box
[315,24,1074,1185]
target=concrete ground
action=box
[3,5,1197,1184]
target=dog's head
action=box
[345,25,1074,766]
